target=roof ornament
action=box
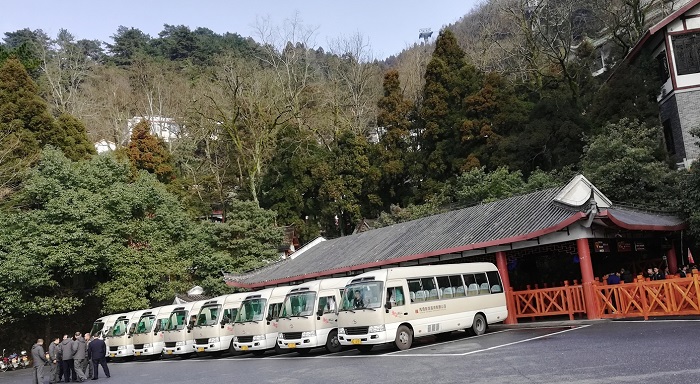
[583,190,599,228]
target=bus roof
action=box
[346,263,499,284]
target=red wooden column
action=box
[576,238,600,320]
[667,245,678,275]
[495,251,517,324]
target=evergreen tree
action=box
[376,70,414,208]
[582,118,677,206]
[127,120,175,183]
[52,114,96,161]
[419,29,482,197]
[0,57,55,192]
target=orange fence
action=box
[595,275,700,319]
[510,275,700,321]
[511,282,586,320]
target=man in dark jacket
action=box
[31,339,48,384]
[72,332,88,382]
[60,335,76,383]
[48,337,60,384]
[86,335,110,380]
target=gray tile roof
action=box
[605,207,686,229]
[226,183,685,288]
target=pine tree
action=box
[127,120,175,183]
[53,114,96,161]
[0,57,53,193]
[419,29,482,196]
[376,70,414,207]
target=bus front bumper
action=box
[277,334,322,350]
[233,337,276,352]
[338,331,390,346]
[194,341,222,353]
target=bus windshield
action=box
[281,292,317,318]
[111,319,129,337]
[341,282,384,310]
[235,298,267,323]
[196,305,221,326]
[166,310,188,331]
[134,315,156,334]
[90,321,104,336]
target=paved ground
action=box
[2,319,700,384]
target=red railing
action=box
[510,275,700,321]
[595,275,700,319]
[511,282,586,320]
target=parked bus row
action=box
[90,263,508,359]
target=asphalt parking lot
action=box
[3,319,700,384]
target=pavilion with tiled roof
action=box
[225,175,686,322]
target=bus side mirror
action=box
[266,314,273,322]
[384,301,392,310]
[316,309,324,317]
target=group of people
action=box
[606,265,696,285]
[30,332,110,384]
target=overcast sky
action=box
[1,0,480,58]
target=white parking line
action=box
[385,325,590,357]
[383,329,511,355]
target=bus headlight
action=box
[208,337,219,343]
[301,331,316,337]
[252,335,266,341]
[175,341,184,346]
[278,333,284,339]
[368,325,385,333]
[233,337,238,342]
[143,343,152,348]
[338,328,346,334]
[117,346,126,350]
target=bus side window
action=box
[320,296,336,314]
[407,279,421,303]
[464,274,478,296]
[450,275,465,297]
[421,277,439,301]
[474,273,490,294]
[387,287,405,306]
[486,271,503,293]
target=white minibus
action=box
[132,305,176,358]
[276,277,350,354]
[337,263,507,352]
[162,300,207,357]
[232,286,295,355]
[192,292,248,355]
[90,313,122,339]
[106,310,147,359]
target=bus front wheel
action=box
[325,330,342,353]
[394,325,413,350]
[470,313,487,336]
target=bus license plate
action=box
[135,352,141,356]
[241,346,248,351]
[351,339,362,345]
[288,343,296,348]
[166,350,172,354]
[197,347,204,352]
[109,354,115,358]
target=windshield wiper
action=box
[339,308,355,313]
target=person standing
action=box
[48,337,60,384]
[72,332,88,382]
[87,334,110,380]
[60,334,75,383]
[31,339,48,384]
[84,333,92,380]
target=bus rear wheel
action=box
[394,325,413,350]
[325,330,342,353]
[470,313,487,336]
